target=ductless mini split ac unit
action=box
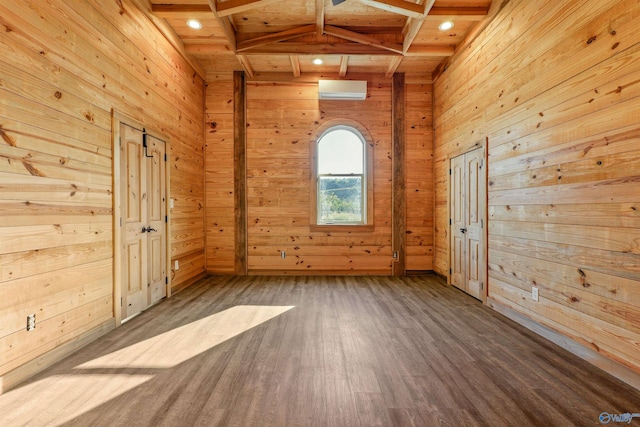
[318,80,367,100]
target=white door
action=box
[450,147,486,300]
[120,124,167,320]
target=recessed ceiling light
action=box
[187,19,202,30]
[313,58,323,65]
[439,21,454,31]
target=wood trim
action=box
[290,55,301,77]
[234,71,248,275]
[392,73,406,276]
[309,119,375,232]
[339,55,349,77]
[360,0,425,19]
[488,298,640,391]
[309,224,375,233]
[316,0,325,36]
[215,0,283,17]
[112,111,173,318]
[446,139,488,303]
[112,110,123,325]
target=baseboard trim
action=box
[488,297,640,391]
[0,318,116,394]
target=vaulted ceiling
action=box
[150,0,494,79]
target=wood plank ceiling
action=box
[150,0,493,78]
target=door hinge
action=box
[449,268,452,275]
[120,297,123,306]
[480,282,484,290]
[449,218,452,225]
[480,159,484,169]
[449,168,452,175]
[165,215,168,223]
[119,136,121,147]
[165,276,168,285]
[481,218,483,228]
[120,217,122,227]
[164,153,167,162]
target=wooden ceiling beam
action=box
[238,42,402,55]
[316,0,325,36]
[237,25,317,52]
[290,55,301,77]
[402,0,436,53]
[150,4,212,18]
[324,25,404,54]
[405,44,454,56]
[339,55,349,77]
[236,54,255,77]
[359,0,425,19]
[215,0,283,17]
[426,6,489,20]
[184,44,235,54]
[207,0,238,51]
[385,56,403,78]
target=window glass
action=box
[317,127,366,224]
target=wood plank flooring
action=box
[1,275,639,426]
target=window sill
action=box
[310,224,375,233]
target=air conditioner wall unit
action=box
[318,80,367,100]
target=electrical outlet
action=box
[531,286,539,302]
[169,198,174,209]
[281,251,286,259]
[26,314,36,331]
[175,260,179,270]
[393,251,398,259]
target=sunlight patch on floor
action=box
[0,305,295,426]
[77,305,295,369]
[0,374,154,426]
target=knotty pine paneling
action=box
[205,74,433,274]
[245,76,393,275]
[406,83,434,271]
[434,0,640,373]
[205,73,236,274]
[0,0,205,387]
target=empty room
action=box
[1,0,639,425]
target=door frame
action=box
[447,138,488,303]
[112,110,172,325]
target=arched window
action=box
[313,125,371,226]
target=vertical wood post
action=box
[392,73,406,276]
[234,71,248,275]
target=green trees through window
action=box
[317,127,366,224]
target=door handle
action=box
[460,228,467,234]
[142,227,158,233]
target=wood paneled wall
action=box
[204,72,236,274]
[406,82,434,271]
[434,0,640,373]
[205,74,433,274]
[246,76,392,274]
[0,0,205,388]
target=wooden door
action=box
[120,124,167,320]
[450,147,486,300]
[145,134,167,305]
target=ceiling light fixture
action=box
[438,21,454,31]
[187,19,203,30]
[313,58,323,65]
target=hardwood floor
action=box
[2,275,639,426]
